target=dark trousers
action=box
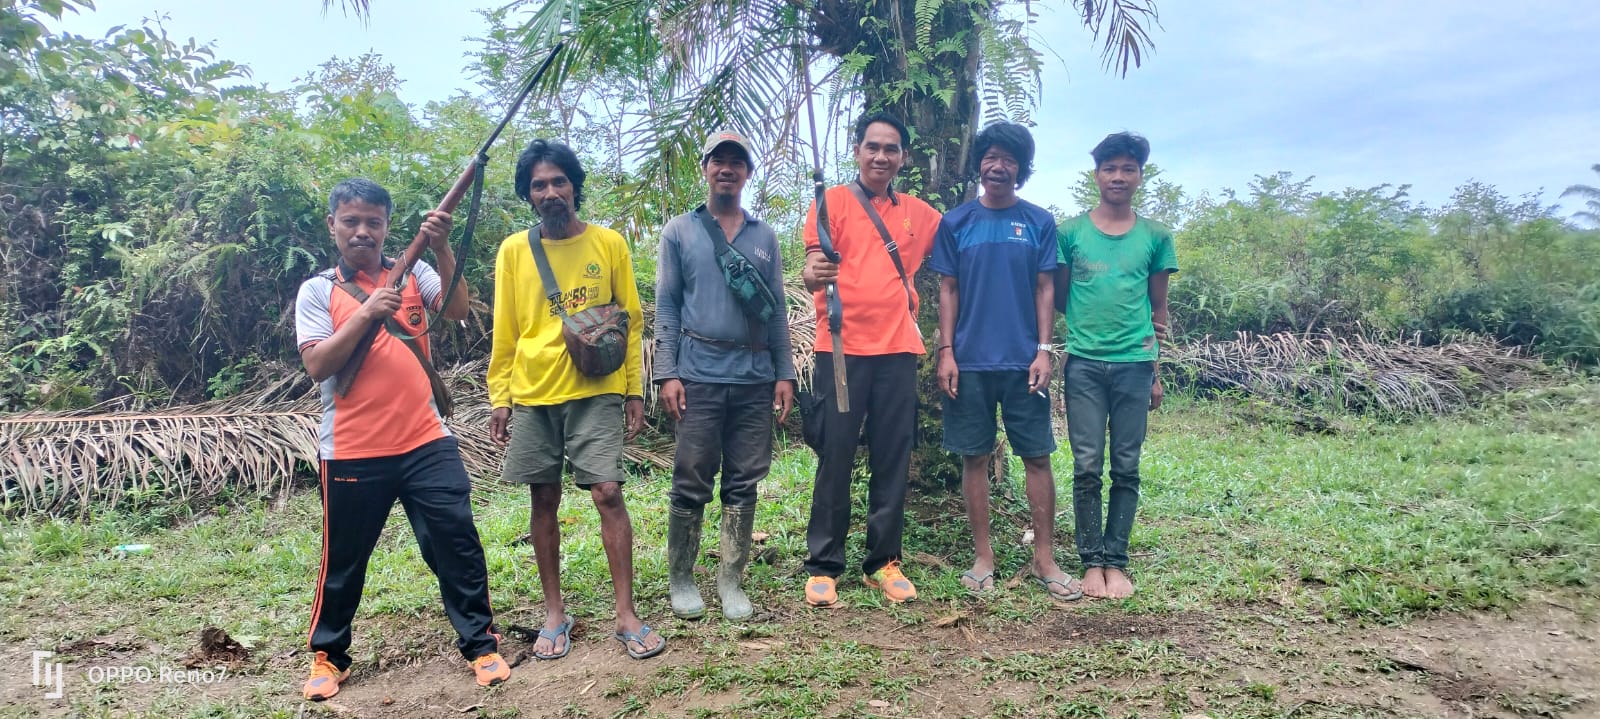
[307,437,498,671]
[1064,356,1155,569]
[670,381,775,510]
[803,352,917,577]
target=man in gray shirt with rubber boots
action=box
[655,131,797,620]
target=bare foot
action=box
[615,615,664,656]
[1103,568,1135,599]
[1081,567,1108,598]
[961,557,996,592]
[532,612,572,658]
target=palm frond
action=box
[1073,0,1160,77]
[0,389,317,516]
[1561,163,1600,226]
[320,0,371,20]
[1164,331,1546,418]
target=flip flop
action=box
[532,614,574,660]
[1033,575,1084,602]
[614,624,666,660]
[959,570,996,594]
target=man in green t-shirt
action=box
[1054,132,1178,599]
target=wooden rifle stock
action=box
[392,163,479,290]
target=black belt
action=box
[682,328,768,352]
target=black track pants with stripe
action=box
[307,436,499,671]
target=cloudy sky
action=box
[55,1,1600,215]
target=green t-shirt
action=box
[1057,213,1179,363]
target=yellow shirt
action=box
[488,225,644,407]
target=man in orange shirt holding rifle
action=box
[800,112,942,607]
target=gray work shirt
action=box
[653,207,796,385]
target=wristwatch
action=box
[1037,343,1052,352]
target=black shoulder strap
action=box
[694,206,766,349]
[695,206,734,259]
[331,278,454,418]
[525,224,569,320]
[845,182,915,317]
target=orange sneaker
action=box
[302,651,349,701]
[470,652,511,687]
[804,575,838,607]
[863,560,917,603]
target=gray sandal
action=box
[960,570,996,594]
[532,614,574,660]
[614,624,666,660]
[1033,575,1084,602]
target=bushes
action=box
[1418,281,1600,366]
[0,9,642,410]
[1166,174,1600,367]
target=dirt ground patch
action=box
[3,594,1595,718]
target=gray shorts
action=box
[502,394,625,487]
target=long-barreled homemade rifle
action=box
[801,49,849,413]
[332,42,565,398]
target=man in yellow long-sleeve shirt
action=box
[487,139,664,660]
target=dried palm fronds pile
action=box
[1163,331,1545,416]
[0,372,318,516]
[0,359,674,517]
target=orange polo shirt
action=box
[294,260,450,460]
[803,181,942,356]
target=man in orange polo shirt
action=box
[293,178,508,700]
[799,112,942,607]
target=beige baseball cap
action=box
[700,130,755,166]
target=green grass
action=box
[1,384,1597,717]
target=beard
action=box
[538,199,573,237]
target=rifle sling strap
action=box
[332,278,454,418]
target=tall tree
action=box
[1562,163,1600,227]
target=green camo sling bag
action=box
[695,207,780,328]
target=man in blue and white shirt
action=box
[930,122,1081,601]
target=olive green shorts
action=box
[502,394,625,487]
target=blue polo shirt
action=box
[928,198,1058,371]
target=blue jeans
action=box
[1064,356,1155,569]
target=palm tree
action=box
[1562,163,1600,227]
[324,0,1160,208]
